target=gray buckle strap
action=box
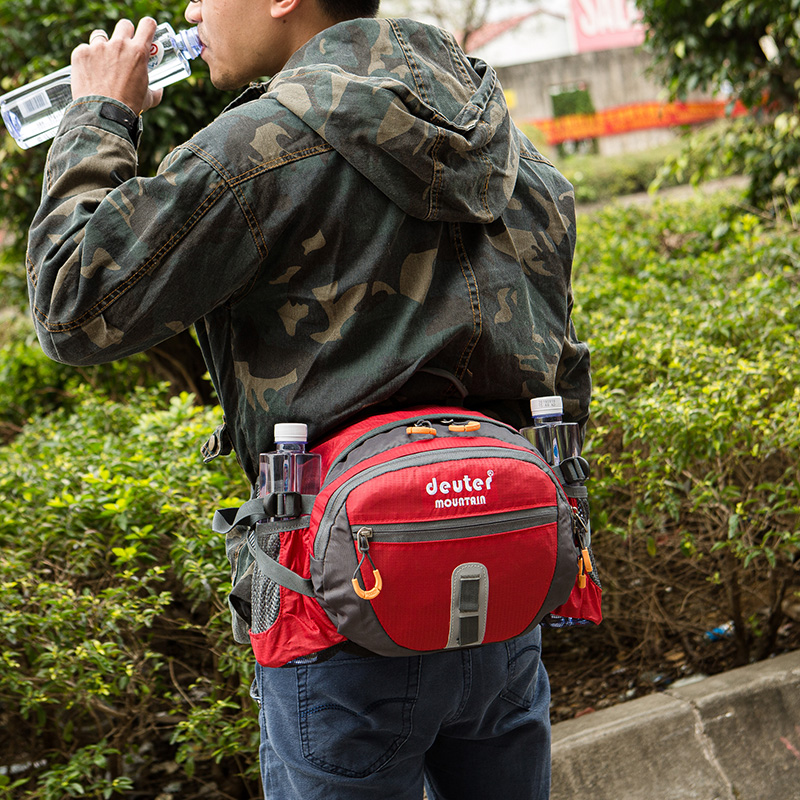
[246,530,315,597]
[212,493,316,534]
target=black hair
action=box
[317,0,380,20]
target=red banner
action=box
[528,100,746,144]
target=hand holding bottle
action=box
[70,18,163,115]
[1,21,200,149]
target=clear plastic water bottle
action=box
[524,396,564,464]
[524,397,593,557]
[0,22,202,150]
[258,424,322,519]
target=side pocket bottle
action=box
[0,22,202,150]
[524,396,564,464]
[523,397,594,577]
[258,424,322,519]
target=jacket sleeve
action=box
[26,96,263,365]
[557,299,592,434]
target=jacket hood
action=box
[265,17,520,223]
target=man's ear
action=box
[271,0,302,20]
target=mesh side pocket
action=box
[251,531,282,634]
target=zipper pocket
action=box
[351,506,558,544]
[314,445,561,560]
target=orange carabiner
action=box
[352,569,383,600]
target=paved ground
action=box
[551,648,800,799]
[576,175,749,215]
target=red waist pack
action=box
[213,406,601,667]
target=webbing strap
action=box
[212,493,316,598]
[246,530,315,597]
[212,493,315,534]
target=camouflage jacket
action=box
[27,17,590,484]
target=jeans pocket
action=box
[297,653,420,778]
[500,630,543,709]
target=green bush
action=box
[0,387,257,798]
[636,0,800,212]
[653,113,800,211]
[576,189,800,664]
[555,142,680,204]
[550,121,743,205]
[0,311,157,442]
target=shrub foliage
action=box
[578,189,800,664]
[0,310,156,443]
[0,389,256,798]
[636,0,800,209]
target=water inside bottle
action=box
[146,26,196,90]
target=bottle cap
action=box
[274,423,308,443]
[178,27,202,60]
[530,396,563,417]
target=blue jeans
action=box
[251,626,550,799]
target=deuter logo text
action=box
[426,470,494,509]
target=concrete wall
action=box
[495,46,692,155]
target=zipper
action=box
[326,412,522,476]
[314,445,563,560]
[351,506,558,544]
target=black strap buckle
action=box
[262,491,302,519]
[559,455,590,484]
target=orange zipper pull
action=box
[448,421,481,433]
[407,419,437,436]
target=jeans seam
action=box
[501,642,542,707]
[442,650,472,725]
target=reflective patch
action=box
[447,563,488,647]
